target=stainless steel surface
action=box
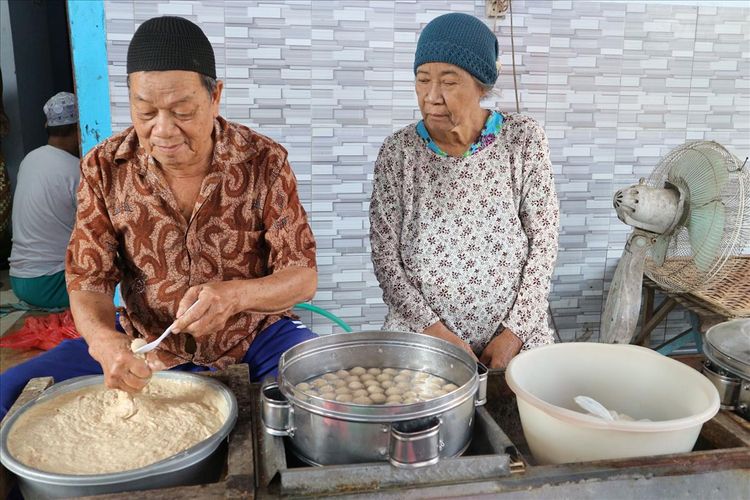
[704,319,750,420]
[0,372,237,499]
[476,362,488,406]
[261,383,294,437]
[266,330,484,466]
[268,406,513,497]
[388,416,441,468]
[703,361,741,410]
[704,319,750,379]
[738,380,750,419]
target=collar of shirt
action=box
[111,116,258,176]
[416,110,504,158]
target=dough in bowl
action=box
[7,377,228,475]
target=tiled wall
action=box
[103,0,750,340]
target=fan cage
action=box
[643,141,749,293]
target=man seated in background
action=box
[9,92,80,308]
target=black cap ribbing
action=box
[127,16,216,79]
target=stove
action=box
[252,397,517,497]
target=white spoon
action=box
[574,395,615,421]
[133,300,201,355]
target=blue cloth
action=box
[0,317,316,420]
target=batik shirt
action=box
[370,112,559,353]
[66,117,317,369]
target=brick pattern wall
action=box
[104,0,750,340]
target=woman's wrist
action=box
[499,327,523,352]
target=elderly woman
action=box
[370,13,559,369]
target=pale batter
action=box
[7,378,228,474]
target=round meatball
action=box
[352,396,373,405]
[376,373,393,382]
[360,373,375,382]
[348,381,364,390]
[385,386,404,396]
[345,375,360,384]
[332,378,348,387]
[370,393,387,404]
[295,382,311,392]
[350,366,367,376]
[335,394,353,402]
[386,394,403,403]
[363,379,380,387]
[311,378,327,388]
[319,392,336,400]
[382,368,398,375]
[367,368,382,375]
[367,385,385,394]
[393,374,411,383]
[335,386,351,395]
[318,384,335,394]
[352,389,369,398]
[443,383,459,392]
[380,380,395,389]
[323,373,338,381]
[335,369,350,378]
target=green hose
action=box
[294,303,353,333]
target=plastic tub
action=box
[505,342,720,465]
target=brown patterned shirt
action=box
[66,117,317,369]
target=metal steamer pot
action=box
[702,318,750,420]
[261,331,488,468]
[0,372,238,499]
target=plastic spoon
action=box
[574,395,615,421]
[132,300,201,355]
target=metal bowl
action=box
[261,331,487,467]
[0,371,238,499]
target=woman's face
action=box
[415,62,485,135]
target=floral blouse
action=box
[370,112,560,353]
[416,110,504,157]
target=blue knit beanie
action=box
[414,13,499,86]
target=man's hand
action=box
[88,332,154,393]
[479,328,523,369]
[423,321,478,361]
[171,282,240,337]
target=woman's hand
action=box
[423,321,478,360]
[171,282,241,338]
[479,328,523,369]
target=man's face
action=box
[128,71,222,168]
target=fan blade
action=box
[688,201,726,274]
[667,147,729,205]
[601,231,654,344]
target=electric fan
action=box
[601,141,749,344]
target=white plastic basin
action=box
[505,342,720,465]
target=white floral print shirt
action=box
[369,112,560,353]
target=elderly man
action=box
[0,16,317,417]
[9,92,80,308]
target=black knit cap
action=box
[127,16,216,79]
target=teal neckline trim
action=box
[416,111,504,158]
